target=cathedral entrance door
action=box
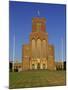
[37,63,40,69]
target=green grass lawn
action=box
[9,70,66,89]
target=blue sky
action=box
[9,1,66,62]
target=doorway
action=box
[37,63,40,69]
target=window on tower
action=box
[32,22,45,32]
[36,23,41,32]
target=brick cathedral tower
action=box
[22,17,56,70]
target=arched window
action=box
[32,39,36,59]
[42,40,47,58]
[37,63,40,69]
[37,39,41,58]
[32,64,35,70]
[43,64,45,69]
[36,23,41,32]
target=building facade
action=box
[55,61,64,70]
[14,62,22,72]
[22,17,56,70]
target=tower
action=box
[30,18,48,69]
[22,17,55,70]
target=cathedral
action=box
[22,17,56,70]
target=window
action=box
[36,23,41,32]
[37,39,41,58]
[32,64,35,70]
[42,40,46,58]
[19,66,21,68]
[32,39,36,59]
[37,63,40,69]
[43,64,45,69]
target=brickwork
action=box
[22,17,56,70]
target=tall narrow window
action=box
[37,39,41,58]
[32,64,35,70]
[36,23,41,32]
[37,63,40,69]
[42,40,47,58]
[43,64,45,69]
[32,39,36,59]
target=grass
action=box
[9,70,66,89]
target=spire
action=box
[37,10,40,16]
